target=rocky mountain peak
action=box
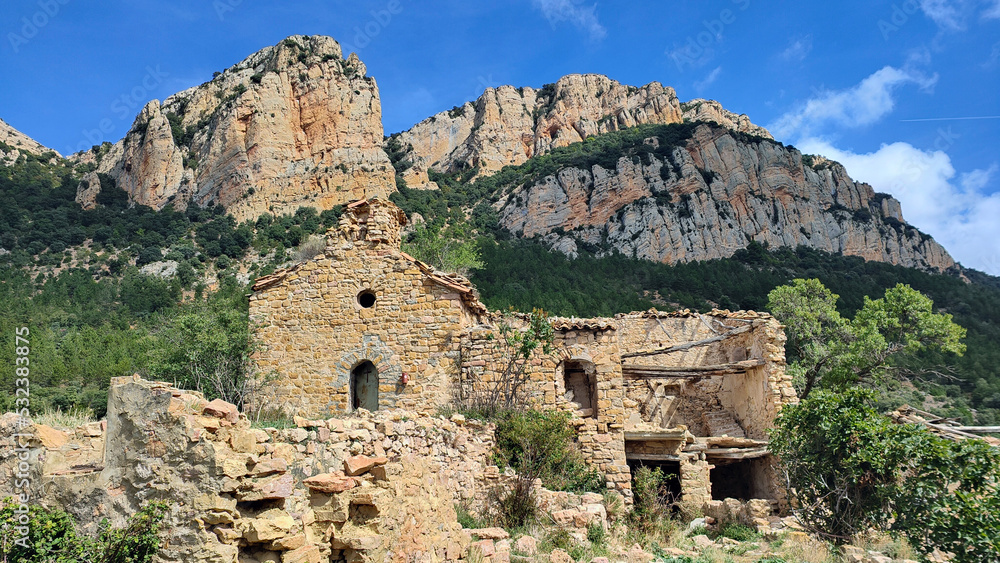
[391,73,774,190]
[0,118,58,163]
[74,35,393,221]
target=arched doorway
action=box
[351,361,379,412]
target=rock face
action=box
[498,124,956,271]
[77,35,394,221]
[680,99,772,140]
[396,74,697,188]
[0,117,57,164]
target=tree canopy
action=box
[767,279,966,398]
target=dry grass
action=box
[33,406,95,429]
[854,531,919,560]
[771,531,836,563]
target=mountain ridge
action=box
[0,34,960,273]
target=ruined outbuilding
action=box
[250,199,799,509]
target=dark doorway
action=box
[563,360,597,416]
[351,361,379,412]
[710,460,754,500]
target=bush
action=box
[492,409,603,493]
[629,465,672,531]
[485,474,537,530]
[0,498,168,563]
[771,388,1000,560]
[716,523,761,542]
[770,389,925,542]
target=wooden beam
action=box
[704,447,770,460]
[952,426,1000,433]
[620,324,752,359]
[625,453,681,462]
[625,430,688,441]
[622,359,764,379]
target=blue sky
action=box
[1,0,998,273]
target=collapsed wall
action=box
[1,376,496,563]
[459,309,796,511]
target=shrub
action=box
[586,521,606,545]
[629,465,672,531]
[0,498,168,563]
[492,409,603,493]
[716,523,761,542]
[484,474,537,530]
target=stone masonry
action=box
[250,198,798,513]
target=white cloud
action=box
[798,138,1000,274]
[768,65,938,139]
[983,0,1000,18]
[920,0,966,29]
[780,35,813,62]
[531,0,606,40]
[693,66,722,92]
[917,0,1000,27]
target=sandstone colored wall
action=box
[1,376,499,563]
[250,200,483,418]
[457,310,794,510]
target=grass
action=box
[455,503,488,529]
[250,406,294,429]
[33,406,95,429]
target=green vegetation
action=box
[628,465,674,533]
[0,498,168,563]
[771,389,1000,560]
[767,279,966,398]
[492,409,603,493]
[402,219,483,275]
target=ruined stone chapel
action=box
[249,198,799,509]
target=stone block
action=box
[513,535,537,556]
[281,544,322,563]
[303,473,358,494]
[252,457,289,476]
[203,399,239,423]
[243,510,296,543]
[471,539,495,557]
[343,455,388,476]
[467,527,509,540]
[238,473,294,502]
[550,548,574,563]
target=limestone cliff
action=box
[497,124,956,272]
[76,35,394,221]
[0,117,58,164]
[390,74,773,190]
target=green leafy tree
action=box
[771,391,1000,560]
[767,279,965,398]
[464,309,554,415]
[150,289,274,416]
[769,389,926,541]
[402,220,483,276]
[893,437,1000,562]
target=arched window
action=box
[563,360,597,417]
[351,361,379,411]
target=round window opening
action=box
[357,290,377,308]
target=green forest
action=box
[2,126,1000,425]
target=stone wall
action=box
[1,376,498,563]
[459,319,634,500]
[250,199,484,418]
[457,310,795,510]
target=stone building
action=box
[250,198,798,509]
